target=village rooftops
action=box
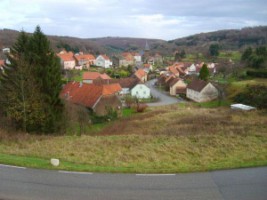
[74,54,95,61]
[57,51,75,61]
[93,77,140,89]
[134,69,146,79]
[60,82,121,108]
[82,72,111,80]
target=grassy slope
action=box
[226,78,267,100]
[0,104,266,173]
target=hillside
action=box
[169,26,267,53]
[1,26,267,58]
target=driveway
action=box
[145,79,183,106]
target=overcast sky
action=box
[0,0,266,40]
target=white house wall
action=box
[131,84,151,99]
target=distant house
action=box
[134,69,147,83]
[114,77,140,95]
[169,78,187,96]
[57,51,76,70]
[82,72,111,84]
[93,77,140,96]
[131,84,151,99]
[60,82,122,116]
[132,52,142,63]
[112,52,141,68]
[74,53,95,69]
[95,55,112,68]
[186,79,218,102]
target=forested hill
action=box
[168,26,267,52]
[0,26,266,57]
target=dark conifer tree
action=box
[0,26,63,133]
[199,64,210,81]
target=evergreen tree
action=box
[0,26,63,133]
[28,26,63,133]
[199,64,210,81]
[0,31,45,132]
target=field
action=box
[0,103,266,173]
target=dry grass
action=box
[0,104,267,173]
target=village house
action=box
[93,77,140,96]
[186,79,219,102]
[60,82,122,116]
[95,55,112,68]
[169,78,187,96]
[112,52,142,68]
[57,51,76,70]
[134,68,147,83]
[82,72,111,84]
[74,52,95,69]
[131,84,151,99]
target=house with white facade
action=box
[95,55,112,68]
[186,79,218,102]
[131,84,151,99]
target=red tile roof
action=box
[74,54,95,61]
[93,77,140,89]
[60,82,103,108]
[60,82,121,108]
[134,69,146,80]
[83,72,111,80]
[169,66,179,75]
[100,54,110,61]
[57,52,75,62]
[102,84,122,95]
[100,73,111,80]
[0,59,5,66]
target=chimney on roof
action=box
[79,81,83,87]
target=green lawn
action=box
[0,104,266,173]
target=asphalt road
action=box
[145,79,182,106]
[1,165,266,200]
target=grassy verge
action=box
[1,104,266,173]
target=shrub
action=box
[136,104,148,113]
[234,85,267,109]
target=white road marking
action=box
[58,170,93,175]
[0,164,26,169]
[136,174,176,176]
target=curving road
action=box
[145,79,183,107]
[0,164,267,200]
